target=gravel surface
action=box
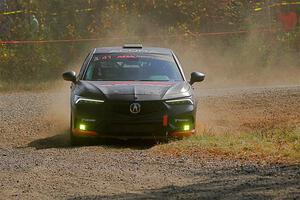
[0,86,300,200]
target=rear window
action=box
[83,53,183,81]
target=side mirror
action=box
[62,71,76,83]
[190,72,205,85]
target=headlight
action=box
[165,98,194,105]
[75,95,104,104]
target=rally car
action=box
[63,44,205,145]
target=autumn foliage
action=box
[0,0,299,84]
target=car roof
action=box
[94,46,173,55]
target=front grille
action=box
[96,101,167,137]
[107,100,166,115]
[76,100,168,138]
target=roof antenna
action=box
[123,44,143,49]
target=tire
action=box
[70,132,83,146]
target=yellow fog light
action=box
[79,124,86,131]
[183,125,190,131]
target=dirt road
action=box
[0,86,299,199]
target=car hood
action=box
[77,81,192,101]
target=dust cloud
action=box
[44,18,299,138]
[42,82,70,138]
[81,17,300,89]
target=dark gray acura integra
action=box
[63,44,205,145]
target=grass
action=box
[153,127,300,165]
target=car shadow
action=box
[66,165,300,200]
[27,131,158,150]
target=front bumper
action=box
[71,100,196,139]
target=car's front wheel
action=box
[70,131,83,146]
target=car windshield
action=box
[83,53,183,81]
